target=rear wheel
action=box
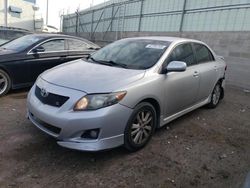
[0,69,11,97]
[207,83,222,108]
[124,102,157,152]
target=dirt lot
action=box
[0,86,249,188]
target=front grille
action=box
[35,86,69,107]
[30,113,61,135]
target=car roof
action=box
[123,36,202,44]
[24,33,99,47]
[26,33,86,40]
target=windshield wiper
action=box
[87,57,128,69]
[87,56,99,63]
[98,60,128,69]
[87,47,100,50]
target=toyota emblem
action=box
[40,88,49,98]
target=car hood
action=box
[41,59,146,93]
[0,48,16,55]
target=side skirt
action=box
[160,97,210,127]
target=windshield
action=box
[90,39,170,70]
[1,35,44,52]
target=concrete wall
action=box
[68,31,250,89]
[0,0,35,31]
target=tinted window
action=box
[168,43,196,66]
[1,35,45,52]
[91,39,170,70]
[67,39,89,51]
[40,39,65,52]
[194,43,214,63]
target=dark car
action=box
[0,34,100,96]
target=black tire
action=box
[207,82,222,109]
[124,102,157,152]
[0,69,11,97]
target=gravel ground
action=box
[0,86,249,188]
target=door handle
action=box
[214,66,218,71]
[193,71,199,77]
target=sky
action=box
[36,0,106,30]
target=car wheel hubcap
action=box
[0,73,7,95]
[212,85,221,105]
[131,110,153,145]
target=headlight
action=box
[74,91,127,111]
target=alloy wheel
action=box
[131,110,153,145]
[212,84,221,105]
[0,72,7,96]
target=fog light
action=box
[90,130,98,138]
[81,129,100,139]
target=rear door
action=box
[28,39,68,82]
[163,43,200,117]
[66,38,96,61]
[192,43,217,102]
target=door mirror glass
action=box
[166,61,187,73]
[33,46,45,53]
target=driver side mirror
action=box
[32,46,45,53]
[163,61,187,74]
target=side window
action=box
[194,43,214,63]
[40,39,65,52]
[67,39,89,51]
[168,43,196,66]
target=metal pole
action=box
[90,10,94,40]
[179,0,187,32]
[4,0,8,27]
[110,4,114,32]
[76,10,79,35]
[138,0,144,32]
[60,15,62,32]
[115,7,119,40]
[46,0,49,25]
[102,1,107,40]
[121,4,126,38]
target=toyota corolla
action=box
[27,37,226,152]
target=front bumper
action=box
[27,79,133,151]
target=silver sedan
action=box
[27,37,226,152]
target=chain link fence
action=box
[62,0,250,42]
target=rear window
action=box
[67,39,89,51]
[194,43,214,63]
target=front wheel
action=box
[124,102,157,152]
[0,69,11,97]
[207,83,222,108]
